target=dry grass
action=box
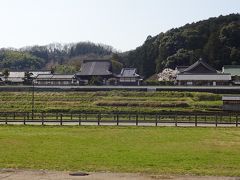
[0,91,222,113]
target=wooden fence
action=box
[0,112,239,127]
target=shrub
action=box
[88,76,103,85]
[193,93,221,101]
[143,80,174,86]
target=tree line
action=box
[124,13,240,78]
[0,42,114,73]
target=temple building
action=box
[76,60,113,85]
[116,68,142,85]
[176,59,231,86]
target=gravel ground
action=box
[0,169,239,180]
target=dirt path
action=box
[0,169,239,180]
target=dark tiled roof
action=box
[76,60,112,76]
[182,59,217,74]
[117,68,140,78]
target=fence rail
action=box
[0,112,239,127]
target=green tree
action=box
[2,69,9,82]
[24,71,33,85]
[88,76,103,85]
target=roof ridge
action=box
[183,59,217,73]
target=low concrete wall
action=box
[0,85,240,94]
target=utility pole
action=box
[32,81,35,120]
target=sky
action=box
[0,0,239,51]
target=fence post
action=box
[24,113,26,125]
[215,115,218,127]
[155,115,158,127]
[136,114,138,126]
[116,114,119,126]
[195,115,197,127]
[27,112,29,121]
[60,114,63,126]
[174,115,177,127]
[98,114,100,126]
[236,115,238,127]
[5,114,7,125]
[13,112,15,120]
[79,114,81,126]
[41,113,44,125]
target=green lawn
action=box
[0,125,239,176]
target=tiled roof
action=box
[76,60,112,76]
[175,66,188,73]
[51,75,75,79]
[222,96,240,101]
[223,65,240,76]
[30,71,51,78]
[117,68,140,78]
[36,74,75,79]
[182,59,217,74]
[36,74,53,79]
[8,72,25,78]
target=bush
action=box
[193,93,221,101]
[88,76,103,85]
[143,80,174,86]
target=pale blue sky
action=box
[0,0,239,51]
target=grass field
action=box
[0,125,239,176]
[0,91,223,113]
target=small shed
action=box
[222,96,240,111]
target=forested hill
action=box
[124,14,240,78]
[0,42,114,73]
